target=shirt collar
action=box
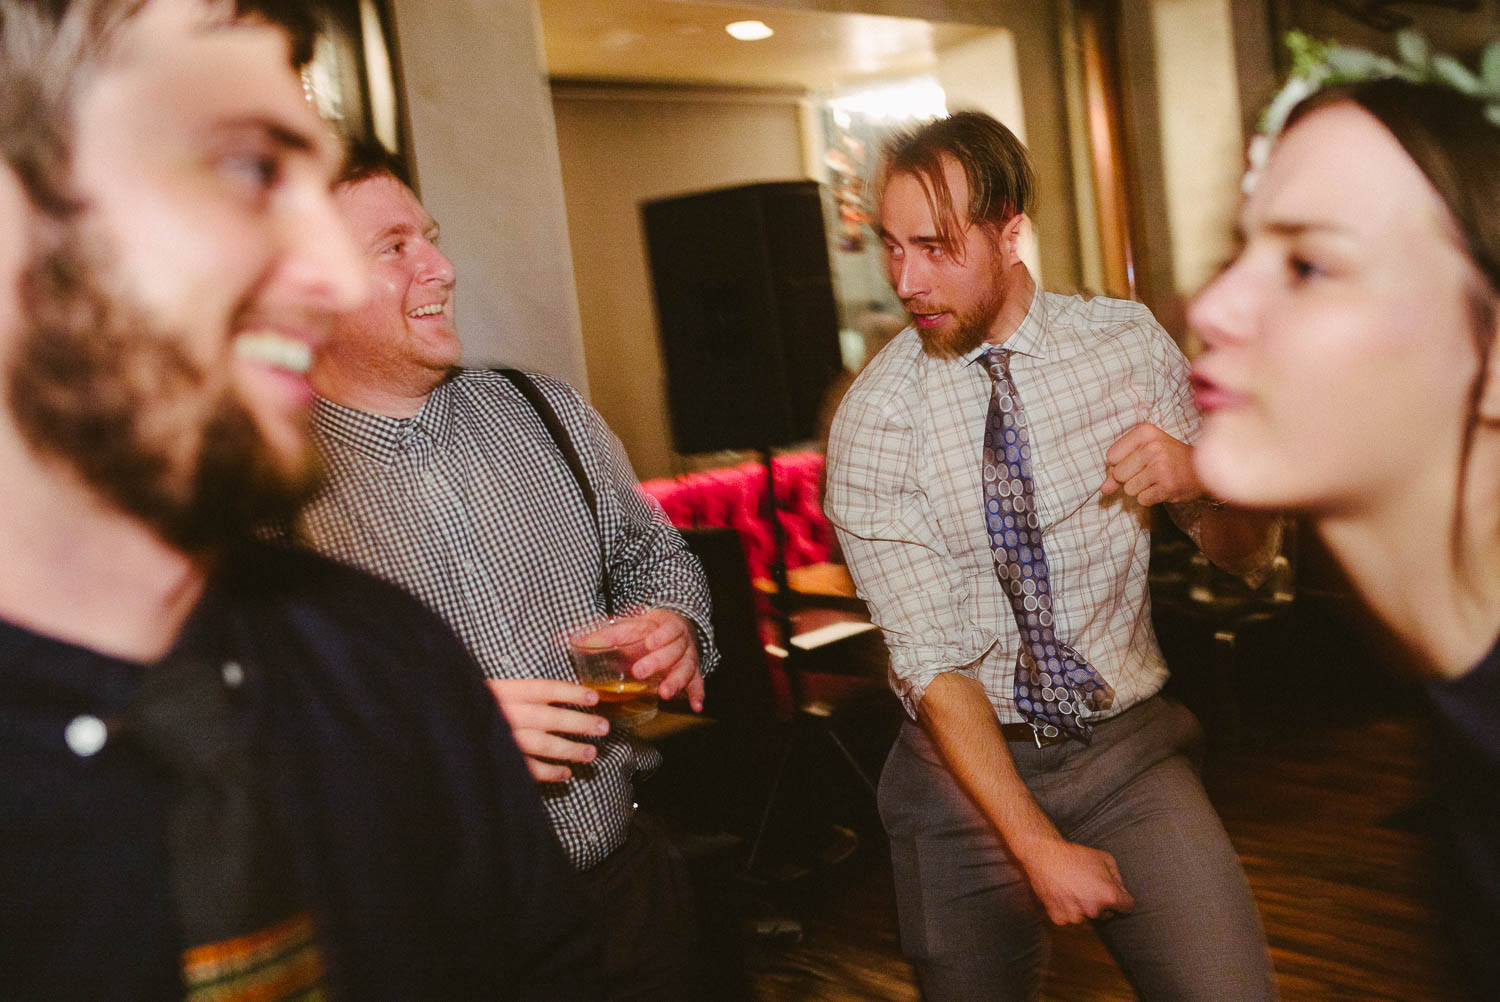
[962,281,1049,368]
[312,375,455,462]
[413,377,455,446]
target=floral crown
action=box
[1244,29,1500,192]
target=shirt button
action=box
[65,715,107,757]
[221,660,245,688]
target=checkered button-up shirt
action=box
[295,368,716,869]
[827,287,1207,723]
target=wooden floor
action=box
[736,707,1463,1001]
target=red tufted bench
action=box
[638,452,836,588]
[639,454,883,723]
[636,459,896,869]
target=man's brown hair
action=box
[875,110,1035,256]
[336,137,411,190]
[1,0,318,218]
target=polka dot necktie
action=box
[981,347,1115,742]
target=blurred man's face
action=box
[4,0,368,549]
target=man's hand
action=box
[625,608,705,712]
[1019,838,1136,925]
[487,677,610,783]
[1100,422,1204,506]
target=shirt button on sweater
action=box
[221,661,245,688]
[65,715,107,757]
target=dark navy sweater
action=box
[1426,640,1500,1002]
[0,544,601,1001]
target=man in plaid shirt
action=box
[295,145,715,1002]
[826,112,1281,1000]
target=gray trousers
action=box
[880,696,1277,1002]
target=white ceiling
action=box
[535,0,998,91]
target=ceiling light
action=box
[725,20,773,41]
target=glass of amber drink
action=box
[566,617,658,724]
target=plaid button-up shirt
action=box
[295,368,716,869]
[827,287,1210,723]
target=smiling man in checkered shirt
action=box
[292,145,716,1002]
[825,112,1282,1000]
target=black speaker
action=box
[642,181,844,453]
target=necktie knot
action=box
[983,347,1012,382]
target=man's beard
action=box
[6,226,321,554]
[911,285,1003,360]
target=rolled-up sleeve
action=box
[1148,319,1209,542]
[825,364,991,717]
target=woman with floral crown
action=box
[1189,34,1500,999]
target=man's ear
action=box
[998,212,1030,260]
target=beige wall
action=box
[1149,0,1244,300]
[389,0,588,389]
[551,87,809,478]
[933,29,1043,284]
[934,30,1027,143]
[1114,0,1245,340]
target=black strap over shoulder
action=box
[494,368,615,616]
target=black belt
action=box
[1000,705,1133,747]
[999,722,1069,747]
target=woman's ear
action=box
[1477,300,1500,423]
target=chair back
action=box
[679,527,779,729]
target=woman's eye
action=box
[220,154,279,195]
[1289,255,1322,283]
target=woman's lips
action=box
[1190,370,1247,413]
